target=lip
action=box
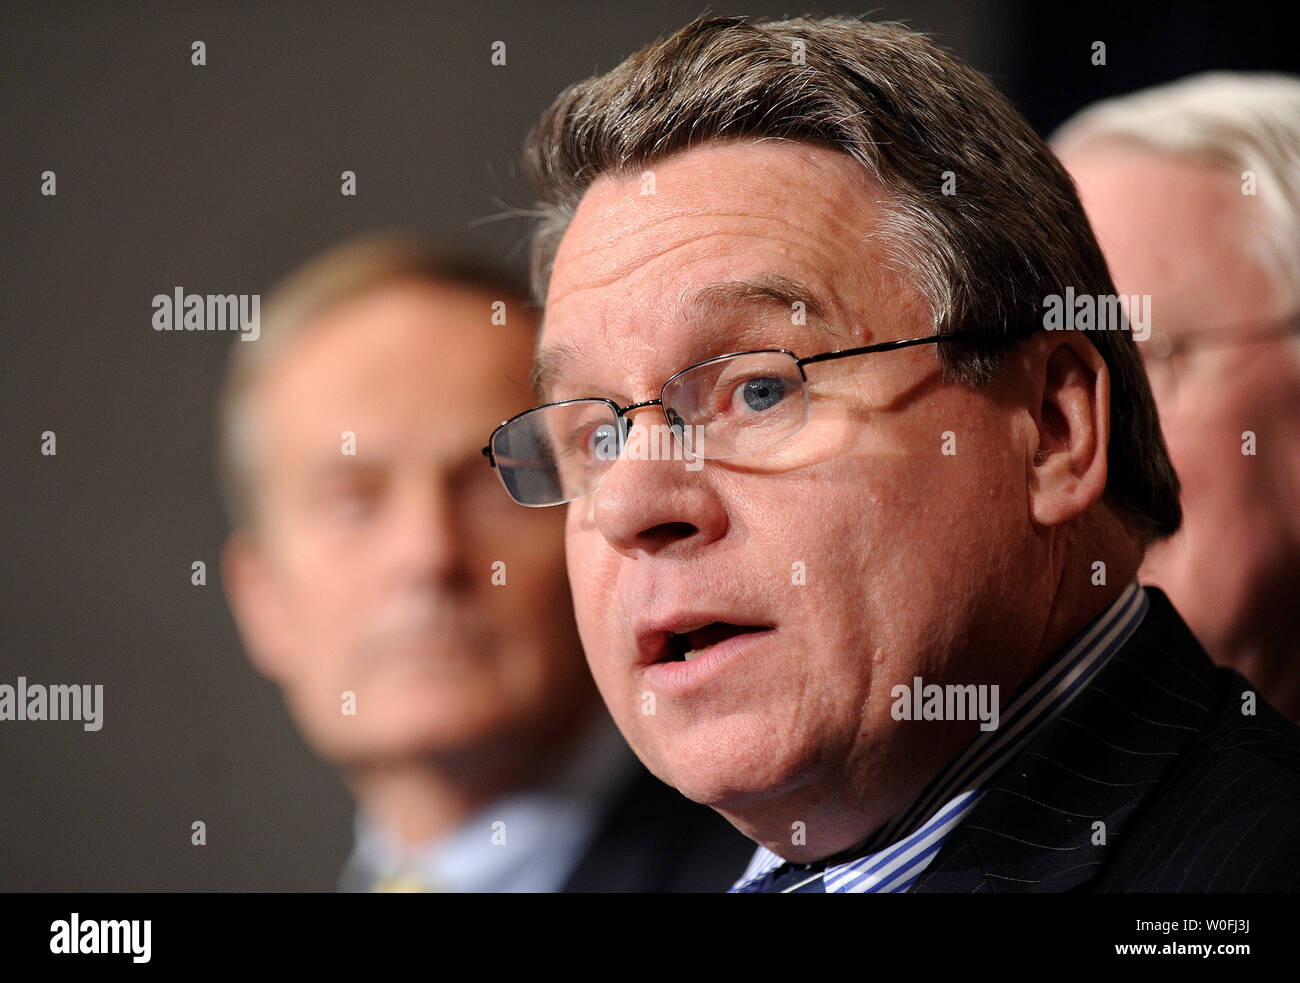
[639,625,777,694]
[634,613,777,694]
[634,614,773,665]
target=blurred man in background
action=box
[1056,73,1300,719]
[217,232,751,891]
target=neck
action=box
[1031,512,1142,671]
[1213,591,1300,722]
[343,703,603,847]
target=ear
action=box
[222,533,295,683]
[1022,331,1110,529]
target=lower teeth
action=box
[683,647,710,662]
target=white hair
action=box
[1052,72,1300,310]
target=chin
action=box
[302,693,525,766]
[634,719,811,813]
[384,700,526,750]
[326,723,507,766]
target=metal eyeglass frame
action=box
[481,331,984,504]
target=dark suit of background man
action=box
[480,16,1300,891]
[218,232,752,891]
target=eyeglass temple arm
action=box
[795,331,983,368]
[1158,311,1300,356]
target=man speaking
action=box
[482,16,1300,891]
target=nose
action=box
[385,474,466,588]
[592,405,728,557]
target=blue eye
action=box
[733,376,787,413]
[587,422,621,461]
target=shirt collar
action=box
[340,709,638,893]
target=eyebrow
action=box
[530,341,584,403]
[687,274,829,325]
[530,274,836,403]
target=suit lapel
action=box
[912,589,1223,892]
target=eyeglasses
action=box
[1141,311,1300,396]
[482,332,981,507]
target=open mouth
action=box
[663,622,770,662]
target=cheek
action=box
[563,509,586,600]
[274,554,366,649]
[269,512,377,618]
[1163,381,1268,499]
[565,522,627,682]
[481,520,569,602]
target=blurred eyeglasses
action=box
[1141,311,1300,397]
[481,332,980,507]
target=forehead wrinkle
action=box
[536,271,862,402]
[541,183,880,400]
[554,217,819,307]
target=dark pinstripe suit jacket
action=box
[913,588,1300,892]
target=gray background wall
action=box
[2,0,1293,890]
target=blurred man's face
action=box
[226,280,592,765]
[1065,144,1300,666]
[539,141,1048,851]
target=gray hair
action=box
[524,15,1181,540]
[1052,71,1300,311]
[215,231,531,531]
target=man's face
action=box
[540,140,1045,851]
[227,280,592,766]
[1064,144,1300,662]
